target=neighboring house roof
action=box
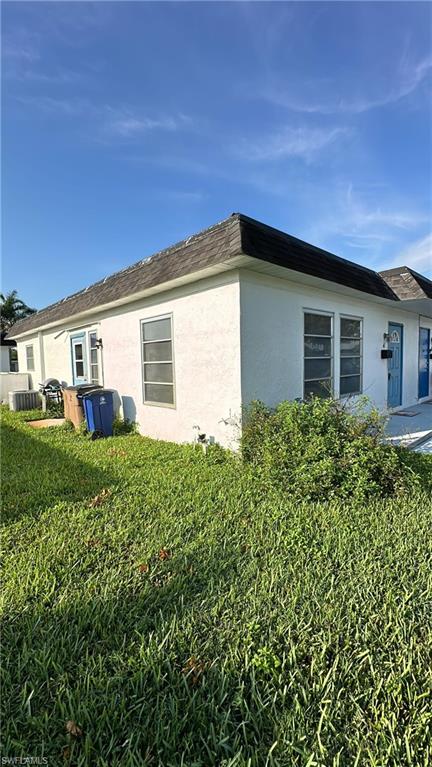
[8,212,430,338]
[379,266,432,300]
[0,331,17,347]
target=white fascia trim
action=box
[11,258,246,340]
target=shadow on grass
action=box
[1,539,286,767]
[1,423,114,524]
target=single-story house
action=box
[7,213,432,446]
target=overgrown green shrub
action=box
[45,398,64,418]
[242,397,415,502]
[204,441,232,465]
[112,416,137,436]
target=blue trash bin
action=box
[82,389,114,438]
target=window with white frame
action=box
[141,316,175,405]
[88,332,100,384]
[304,312,333,398]
[9,348,18,372]
[26,345,35,371]
[340,317,362,396]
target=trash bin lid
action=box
[81,388,113,399]
[64,384,102,394]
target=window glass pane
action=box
[145,383,174,404]
[340,375,361,396]
[90,349,98,364]
[89,333,97,348]
[143,340,172,362]
[9,349,18,372]
[304,337,332,358]
[144,363,173,383]
[341,318,361,338]
[26,346,34,370]
[340,339,361,357]
[304,380,332,399]
[143,318,171,342]
[340,357,361,376]
[74,344,83,361]
[76,361,84,377]
[304,358,332,380]
[304,313,331,336]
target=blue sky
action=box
[2,1,431,309]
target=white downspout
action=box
[38,331,46,383]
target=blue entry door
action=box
[387,322,403,408]
[71,334,88,385]
[418,327,430,399]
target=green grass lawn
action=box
[1,407,432,766]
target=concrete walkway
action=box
[414,436,432,454]
[385,401,432,449]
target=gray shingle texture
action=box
[10,212,429,337]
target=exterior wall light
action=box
[381,331,392,359]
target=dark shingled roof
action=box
[0,331,17,347]
[380,266,432,300]
[9,212,411,337]
[238,214,397,300]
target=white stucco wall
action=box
[16,334,40,390]
[239,270,428,412]
[13,268,430,445]
[1,347,10,372]
[0,373,30,403]
[15,272,242,447]
[100,272,242,446]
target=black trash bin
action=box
[82,389,114,438]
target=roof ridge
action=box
[14,214,238,329]
[237,212,389,280]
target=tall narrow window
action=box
[304,312,333,398]
[26,345,35,371]
[9,348,18,372]
[340,317,362,396]
[142,316,175,406]
[89,332,100,384]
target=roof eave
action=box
[8,257,246,340]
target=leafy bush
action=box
[45,398,64,418]
[204,441,232,465]
[242,397,414,502]
[112,416,137,436]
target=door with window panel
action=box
[340,317,362,396]
[71,334,88,385]
[303,312,333,398]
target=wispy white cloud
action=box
[343,183,428,233]
[2,6,110,83]
[381,233,432,275]
[299,183,430,267]
[15,96,192,142]
[237,126,348,162]
[262,55,432,115]
[104,111,191,139]
[16,95,87,115]
[2,39,40,64]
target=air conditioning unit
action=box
[9,390,41,411]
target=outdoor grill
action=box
[39,377,63,406]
